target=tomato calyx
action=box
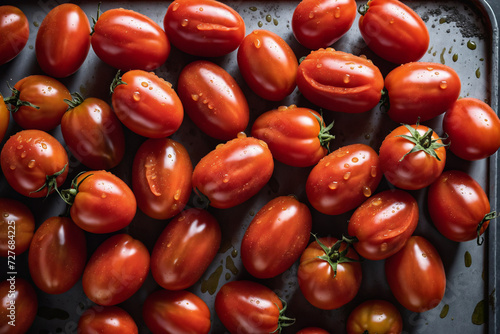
[90,2,102,36]
[312,234,360,278]
[358,3,370,16]
[3,83,40,113]
[477,211,498,245]
[59,172,94,206]
[64,92,85,110]
[397,124,447,162]
[311,111,335,153]
[109,70,127,94]
[271,298,296,333]
[29,163,68,198]
[193,188,211,209]
[380,88,390,112]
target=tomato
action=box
[358,0,429,64]
[177,60,249,140]
[384,62,461,124]
[237,29,298,101]
[0,278,37,334]
[379,124,446,190]
[0,5,29,66]
[1,129,68,198]
[0,95,10,142]
[4,75,71,131]
[78,306,138,334]
[348,189,419,260]
[28,216,86,294]
[346,299,403,334]
[251,105,335,167]
[296,48,384,113]
[192,135,274,209]
[297,328,330,334]
[151,208,221,290]
[164,0,245,57]
[111,70,184,138]
[35,3,91,77]
[82,233,150,306]
[0,198,34,257]
[306,143,382,215]
[292,0,357,49]
[385,236,446,312]
[241,195,312,279]
[298,236,362,310]
[143,289,211,334]
[91,8,170,71]
[443,97,500,161]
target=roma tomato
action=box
[178,60,249,140]
[306,143,382,215]
[91,8,170,71]
[0,198,34,257]
[241,195,312,279]
[358,0,429,64]
[35,3,91,77]
[379,124,446,190]
[296,48,384,113]
[164,0,245,57]
[111,70,184,138]
[251,105,335,167]
[237,29,298,101]
[346,299,403,334]
[385,62,461,124]
[292,0,357,49]
[0,278,37,334]
[78,306,138,334]
[0,5,29,66]
[151,208,221,290]
[82,234,150,306]
[297,328,330,334]
[0,95,9,142]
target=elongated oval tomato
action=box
[78,306,138,334]
[0,278,37,334]
[297,48,384,113]
[164,0,245,57]
[0,5,29,66]
[0,198,34,257]
[346,299,403,334]
[0,96,9,142]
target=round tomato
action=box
[297,328,330,334]
[0,5,29,66]
[164,0,245,57]
[296,48,384,113]
[0,95,10,142]
[78,306,138,334]
[346,299,403,334]
[237,29,298,101]
[0,278,37,334]
[0,198,34,257]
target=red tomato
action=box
[78,306,138,334]
[348,189,419,260]
[237,29,298,101]
[0,129,69,198]
[297,328,330,334]
[91,8,170,71]
[296,48,384,113]
[164,0,245,57]
[358,0,429,64]
[0,278,37,334]
[35,3,91,77]
[292,0,357,49]
[0,96,9,142]
[143,289,211,334]
[111,70,184,138]
[385,236,446,312]
[241,195,312,279]
[346,299,403,334]
[0,5,29,65]
[385,62,461,124]
[0,198,34,257]
[251,105,335,167]
[306,143,382,215]
[379,124,446,190]
[151,208,221,290]
[177,60,249,140]
[82,234,150,306]
[28,216,86,294]
[192,135,274,209]
[443,97,500,161]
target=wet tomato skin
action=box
[0,96,9,142]
[0,5,29,65]
[78,306,138,334]
[0,278,37,334]
[346,299,403,334]
[0,198,34,257]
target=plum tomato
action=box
[0,278,37,334]
[346,299,403,334]
[78,306,138,334]
[0,5,29,66]
[0,95,9,142]
[0,198,34,257]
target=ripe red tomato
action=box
[0,5,29,66]
[348,189,419,260]
[82,234,150,306]
[177,60,249,140]
[306,143,382,215]
[78,306,138,334]
[358,0,429,64]
[296,48,384,113]
[385,236,446,312]
[379,124,446,190]
[164,0,245,57]
[0,96,9,142]
[0,129,69,198]
[251,105,335,167]
[297,328,330,334]
[0,278,37,334]
[346,299,403,334]
[151,208,221,290]
[237,29,298,101]
[292,0,357,49]
[0,198,34,257]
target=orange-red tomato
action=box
[0,198,34,257]
[346,299,403,334]
[0,96,8,142]
[0,278,37,334]
[0,5,29,66]
[78,306,138,334]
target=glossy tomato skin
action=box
[178,60,249,140]
[237,29,298,101]
[151,208,221,290]
[0,96,9,142]
[164,0,245,57]
[0,278,37,334]
[78,306,138,334]
[306,143,382,215]
[297,48,384,113]
[0,5,29,65]
[346,299,403,334]
[0,198,34,257]
[297,328,330,334]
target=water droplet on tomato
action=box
[181,18,189,27]
[309,12,314,19]
[344,163,350,168]
[222,174,230,183]
[381,242,388,251]
[41,143,47,149]
[334,7,341,18]
[278,105,288,110]
[141,81,148,88]
[372,197,382,206]
[343,74,351,84]
[174,189,181,200]
[343,172,351,180]
[172,2,180,11]
[20,151,27,158]
[9,165,16,170]
[27,160,35,169]
[316,63,323,69]
[133,91,141,101]
[370,165,378,178]
[427,67,434,71]
[101,193,107,199]
[254,38,262,49]
[16,144,23,150]
[362,186,372,197]
[328,181,338,190]
[208,104,214,110]
[216,143,225,149]
[199,7,203,11]
[191,94,199,101]
[389,18,394,24]
[439,81,448,89]
[202,99,208,105]
[352,157,359,163]
[237,132,247,139]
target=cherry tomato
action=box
[296,48,384,113]
[0,198,34,257]
[78,306,138,334]
[82,233,150,306]
[164,0,245,57]
[0,278,37,334]
[241,195,312,279]
[178,60,249,140]
[385,236,446,313]
[306,143,382,215]
[0,5,29,66]
[297,328,330,334]
[0,95,9,142]
[346,299,403,334]
[237,29,298,101]
[151,208,221,290]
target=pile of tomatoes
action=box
[0,0,499,333]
